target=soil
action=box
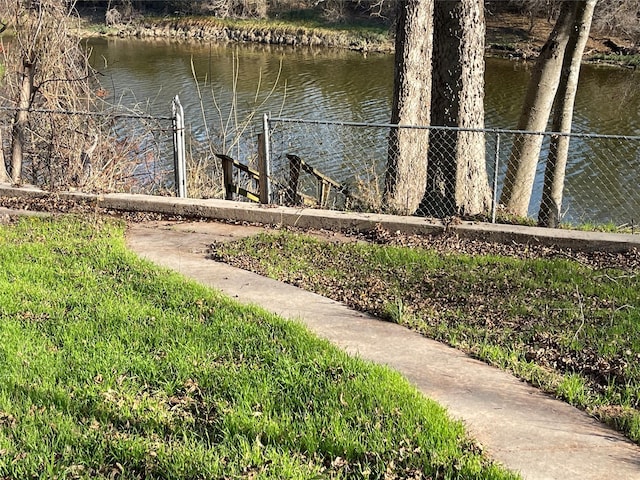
[485,12,638,61]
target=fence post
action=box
[259,113,272,203]
[221,155,234,200]
[491,132,501,224]
[257,133,269,204]
[172,95,187,198]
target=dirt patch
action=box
[485,12,638,60]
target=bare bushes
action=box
[0,1,173,194]
[105,8,121,26]
[193,0,268,19]
[186,51,284,199]
[495,0,639,47]
[0,0,100,187]
[593,0,640,46]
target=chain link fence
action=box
[3,104,637,232]
[0,105,177,195]
[266,117,640,230]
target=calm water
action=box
[87,38,640,223]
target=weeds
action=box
[185,48,286,199]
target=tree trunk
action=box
[384,0,433,215]
[499,1,576,217]
[11,61,35,185]
[421,0,489,217]
[538,0,596,228]
[0,127,8,183]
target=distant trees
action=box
[79,0,394,20]
[490,0,639,46]
[74,0,640,46]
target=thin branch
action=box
[572,285,585,344]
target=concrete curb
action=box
[1,184,639,252]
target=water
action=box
[87,37,640,133]
[87,37,640,224]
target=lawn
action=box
[0,216,516,479]
[211,227,640,444]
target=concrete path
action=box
[125,220,640,480]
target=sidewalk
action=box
[125,219,640,480]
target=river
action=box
[87,37,640,225]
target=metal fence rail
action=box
[265,116,640,229]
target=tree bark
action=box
[421,0,489,217]
[10,61,35,185]
[499,1,576,217]
[538,0,596,228]
[384,0,433,215]
[0,127,8,183]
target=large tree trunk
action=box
[10,61,35,185]
[421,0,489,217]
[538,0,596,228]
[499,1,576,217]
[384,0,433,215]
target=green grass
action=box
[212,231,640,444]
[124,13,391,49]
[0,216,516,479]
[589,53,640,68]
[571,220,638,234]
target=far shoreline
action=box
[76,11,640,68]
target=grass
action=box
[571,220,638,234]
[212,230,640,444]
[589,53,640,68]
[78,6,392,50]
[0,216,517,479]
[141,13,391,48]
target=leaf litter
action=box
[210,223,640,442]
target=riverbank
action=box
[79,11,639,65]
[81,14,393,53]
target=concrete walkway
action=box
[125,219,640,480]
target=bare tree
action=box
[383,0,433,215]
[421,0,489,217]
[0,0,99,187]
[538,0,597,227]
[499,1,576,217]
[0,18,9,183]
